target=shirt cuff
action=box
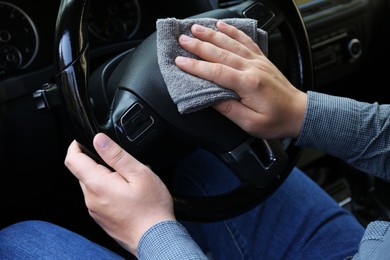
[138,220,208,259]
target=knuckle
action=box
[64,156,70,167]
[135,163,150,174]
[230,40,241,52]
[242,118,259,134]
[241,72,262,90]
[218,100,233,114]
[108,147,126,167]
[211,63,224,79]
[217,49,231,63]
[64,153,76,169]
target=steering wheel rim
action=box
[55,0,313,222]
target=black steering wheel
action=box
[54,0,313,222]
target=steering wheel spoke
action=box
[241,0,284,32]
[219,138,288,188]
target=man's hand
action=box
[64,133,175,256]
[175,20,307,139]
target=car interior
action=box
[1,0,390,258]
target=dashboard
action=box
[293,0,387,101]
[1,0,387,87]
[0,0,161,79]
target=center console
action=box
[295,0,371,88]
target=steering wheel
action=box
[54,0,313,222]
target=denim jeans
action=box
[0,220,124,259]
[0,149,364,259]
[175,149,365,259]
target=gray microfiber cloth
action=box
[156,17,268,114]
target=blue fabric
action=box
[174,150,364,260]
[0,164,365,260]
[138,220,207,259]
[0,220,124,259]
[353,221,390,259]
[296,91,390,178]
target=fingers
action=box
[185,21,263,61]
[65,133,148,184]
[175,55,244,92]
[178,33,247,71]
[65,140,107,182]
[191,21,262,57]
[92,133,148,182]
[215,20,262,54]
[175,21,268,94]
[213,100,262,136]
[176,22,259,71]
[175,24,250,91]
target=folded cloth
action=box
[156,17,268,114]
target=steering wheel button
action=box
[243,2,275,29]
[131,113,145,126]
[121,103,154,141]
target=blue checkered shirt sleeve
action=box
[296,91,390,179]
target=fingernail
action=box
[179,34,192,42]
[217,20,227,27]
[175,56,189,64]
[95,133,110,149]
[193,24,206,32]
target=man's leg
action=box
[174,149,365,260]
[0,220,124,259]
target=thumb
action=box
[93,133,143,179]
